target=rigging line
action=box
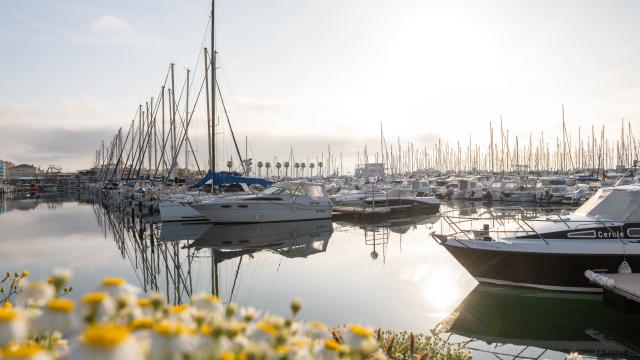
[228,256,243,304]
[216,79,246,174]
[165,67,208,182]
[128,66,172,182]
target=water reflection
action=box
[440,284,640,359]
[9,193,638,358]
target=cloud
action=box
[0,124,115,171]
[89,15,132,32]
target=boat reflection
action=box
[440,284,640,358]
[336,213,439,263]
[190,219,332,256]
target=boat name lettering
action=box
[596,230,624,238]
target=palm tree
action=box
[276,162,282,177]
[318,161,323,177]
[265,162,271,178]
[284,161,290,178]
[226,160,233,172]
[309,162,315,177]
[257,161,264,178]
[294,162,300,178]
[301,162,306,178]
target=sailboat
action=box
[158,0,270,223]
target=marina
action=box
[5,0,640,359]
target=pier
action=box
[586,271,640,312]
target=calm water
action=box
[1,193,639,359]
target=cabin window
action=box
[627,228,640,237]
[237,204,248,208]
[221,205,231,208]
[567,230,596,238]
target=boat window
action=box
[567,230,596,238]
[264,187,282,195]
[627,228,640,237]
[305,185,325,199]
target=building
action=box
[0,160,15,182]
[9,164,38,179]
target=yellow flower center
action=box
[0,308,18,322]
[229,321,246,332]
[276,345,290,354]
[82,292,108,304]
[308,321,326,329]
[154,321,191,337]
[199,324,213,335]
[291,339,309,348]
[219,351,235,360]
[137,298,151,307]
[101,277,125,287]
[130,317,154,330]
[3,343,42,358]
[47,298,75,313]
[348,324,372,338]
[256,322,278,337]
[324,339,342,352]
[169,304,190,314]
[194,294,220,303]
[82,324,130,348]
[21,270,30,277]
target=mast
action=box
[211,0,217,174]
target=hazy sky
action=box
[2,0,640,171]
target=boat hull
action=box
[442,242,640,292]
[159,201,207,222]
[190,202,332,223]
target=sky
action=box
[2,0,640,171]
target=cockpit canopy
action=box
[574,185,640,221]
[263,181,328,199]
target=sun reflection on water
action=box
[422,267,463,316]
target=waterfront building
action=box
[9,164,39,179]
[0,160,15,182]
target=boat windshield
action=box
[304,184,327,199]
[263,182,305,196]
[574,187,640,221]
[263,186,285,195]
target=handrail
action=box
[435,206,632,246]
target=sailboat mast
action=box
[211,0,217,174]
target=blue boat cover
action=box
[188,171,272,188]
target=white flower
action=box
[167,304,193,324]
[191,293,224,316]
[50,268,73,291]
[19,280,55,307]
[149,321,195,360]
[343,324,374,349]
[37,298,79,334]
[97,277,140,300]
[313,339,344,360]
[1,343,54,360]
[0,306,28,347]
[303,321,331,340]
[68,323,143,360]
[239,307,260,323]
[566,352,583,360]
[81,292,115,322]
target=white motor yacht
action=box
[190,181,332,223]
[433,184,640,292]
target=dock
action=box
[586,271,640,312]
